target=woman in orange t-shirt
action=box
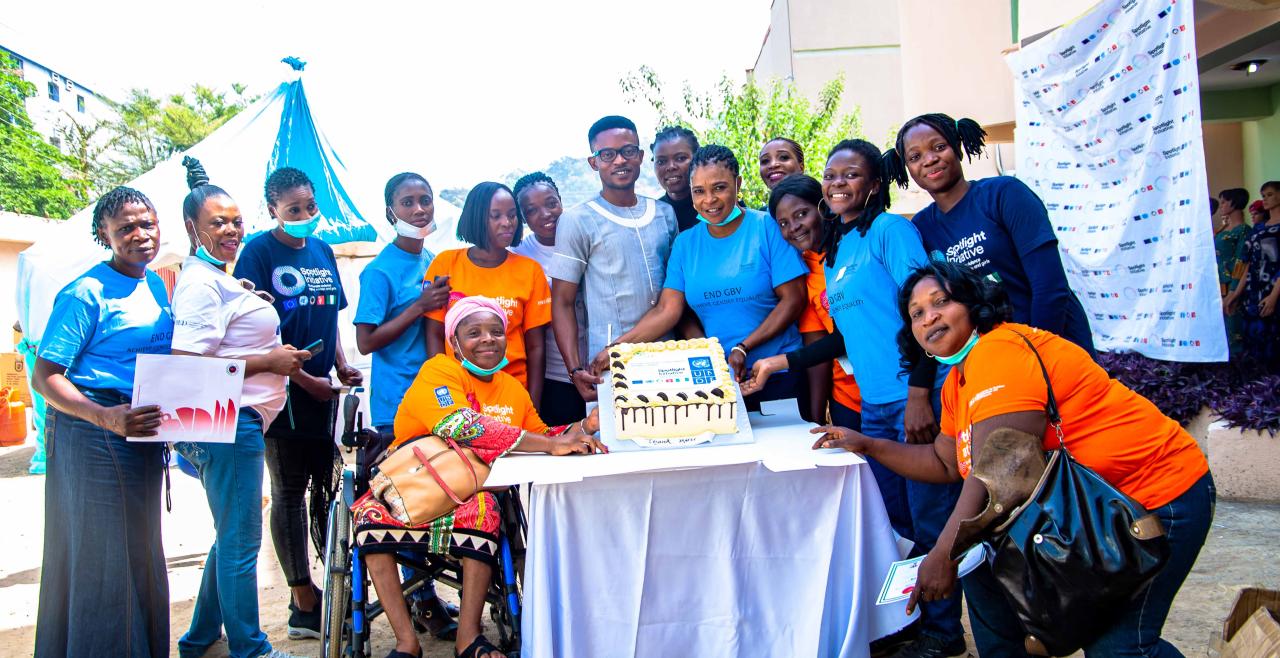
[354,296,604,658]
[425,181,552,404]
[766,174,862,426]
[811,261,1213,657]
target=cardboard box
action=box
[1220,588,1280,658]
[0,353,32,407]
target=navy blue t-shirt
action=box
[912,176,1094,355]
[234,232,348,436]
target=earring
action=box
[924,350,935,358]
[818,198,835,218]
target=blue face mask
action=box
[461,355,509,377]
[697,205,742,227]
[281,214,321,238]
[188,221,231,267]
[933,331,980,365]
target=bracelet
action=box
[731,344,749,358]
[569,366,587,382]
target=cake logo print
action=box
[158,399,238,437]
[688,357,715,385]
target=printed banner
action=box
[1005,0,1226,361]
[129,354,245,443]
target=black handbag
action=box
[985,334,1170,656]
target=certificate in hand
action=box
[129,353,245,443]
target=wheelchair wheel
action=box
[322,496,352,658]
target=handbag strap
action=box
[1010,330,1066,450]
[411,437,480,506]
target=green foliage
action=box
[0,52,82,218]
[105,84,255,183]
[440,156,662,211]
[620,66,862,209]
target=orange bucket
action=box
[0,387,27,447]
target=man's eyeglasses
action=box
[592,145,643,163]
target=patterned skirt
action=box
[352,490,500,566]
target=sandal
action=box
[455,633,503,658]
[384,650,421,658]
[411,596,458,640]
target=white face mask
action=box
[391,210,435,239]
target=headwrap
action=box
[1249,199,1267,216]
[444,294,508,339]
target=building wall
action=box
[1242,83,1280,195]
[2,47,112,152]
[1203,122,1246,195]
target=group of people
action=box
[1212,183,1280,365]
[31,111,1214,658]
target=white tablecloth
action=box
[516,407,915,657]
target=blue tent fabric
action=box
[267,79,377,244]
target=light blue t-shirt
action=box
[39,262,175,397]
[824,213,929,405]
[664,208,806,368]
[353,243,434,429]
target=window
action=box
[46,81,59,102]
[76,95,84,113]
[49,135,61,149]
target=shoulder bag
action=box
[369,433,491,526]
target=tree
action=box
[620,66,862,209]
[105,83,255,182]
[0,52,82,218]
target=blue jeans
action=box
[861,396,964,643]
[176,410,272,658]
[962,471,1215,657]
[36,389,169,658]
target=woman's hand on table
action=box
[550,424,608,456]
[742,355,785,395]
[99,403,163,438]
[906,548,958,616]
[810,424,873,453]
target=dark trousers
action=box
[264,432,338,587]
[963,472,1215,657]
[828,399,862,433]
[36,390,169,658]
[539,378,586,427]
[744,367,802,413]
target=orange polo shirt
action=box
[797,250,862,412]
[393,354,547,449]
[940,323,1208,510]
[424,249,552,387]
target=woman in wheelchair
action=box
[350,295,606,658]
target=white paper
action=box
[876,545,987,605]
[129,353,245,443]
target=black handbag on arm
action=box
[985,333,1170,656]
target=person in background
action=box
[746,139,965,658]
[353,171,456,639]
[768,173,862,428]
[33,187,173,657]
[512,172,588,425]
[1215,188,1249,236]
[1249,199,1269,226]
[171,158,307,658]
[15,319,47,474]
[354,296,606,658]
[546,115,679,402]
[1209,196,1220,232]
[606,145,807,410]
[1225,181,1280,372]
[758,137,806,193]
[424,181,551,403]
[889,113,1095,359]
[1215,189,1251,356]
[653,125,701,231]
[814,261,1212,657]
[233,166,364,640]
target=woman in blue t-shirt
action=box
[233,167,364,639]
[887,112,1095,357]
[33,187,175,657]
[606,145,808,410]
[745,139,967,657]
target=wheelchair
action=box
[321,391,527,658]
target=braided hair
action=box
[383,172,431,225]
[91,186,155,248]
[816,139,894,266]
[651,125,699,152]
[762,137,805,168]
[895,260,1012,375]
[690,144,740,178]
[886,113,987,189]
[181,156,231,223]
[263,166,314,205]
[513,171,560,225]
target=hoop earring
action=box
[924,350,935,358]
[818,198,835,219]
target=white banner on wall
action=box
[1005,0,1226,362]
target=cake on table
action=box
[607,338,739,440]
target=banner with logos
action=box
[1005,0,1226,362]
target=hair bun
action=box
[182,156,210,190]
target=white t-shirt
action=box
[172,256,287,426]
[511,237,588,383]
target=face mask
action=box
[697,205,742,227]
[461,355,509,377]
[932,330,980,365]
[392,211,435,239]
[188,220,229,267]
[281,214,321,238]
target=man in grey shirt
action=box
[546,115,678,401]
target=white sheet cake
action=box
[607,338,739,440]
